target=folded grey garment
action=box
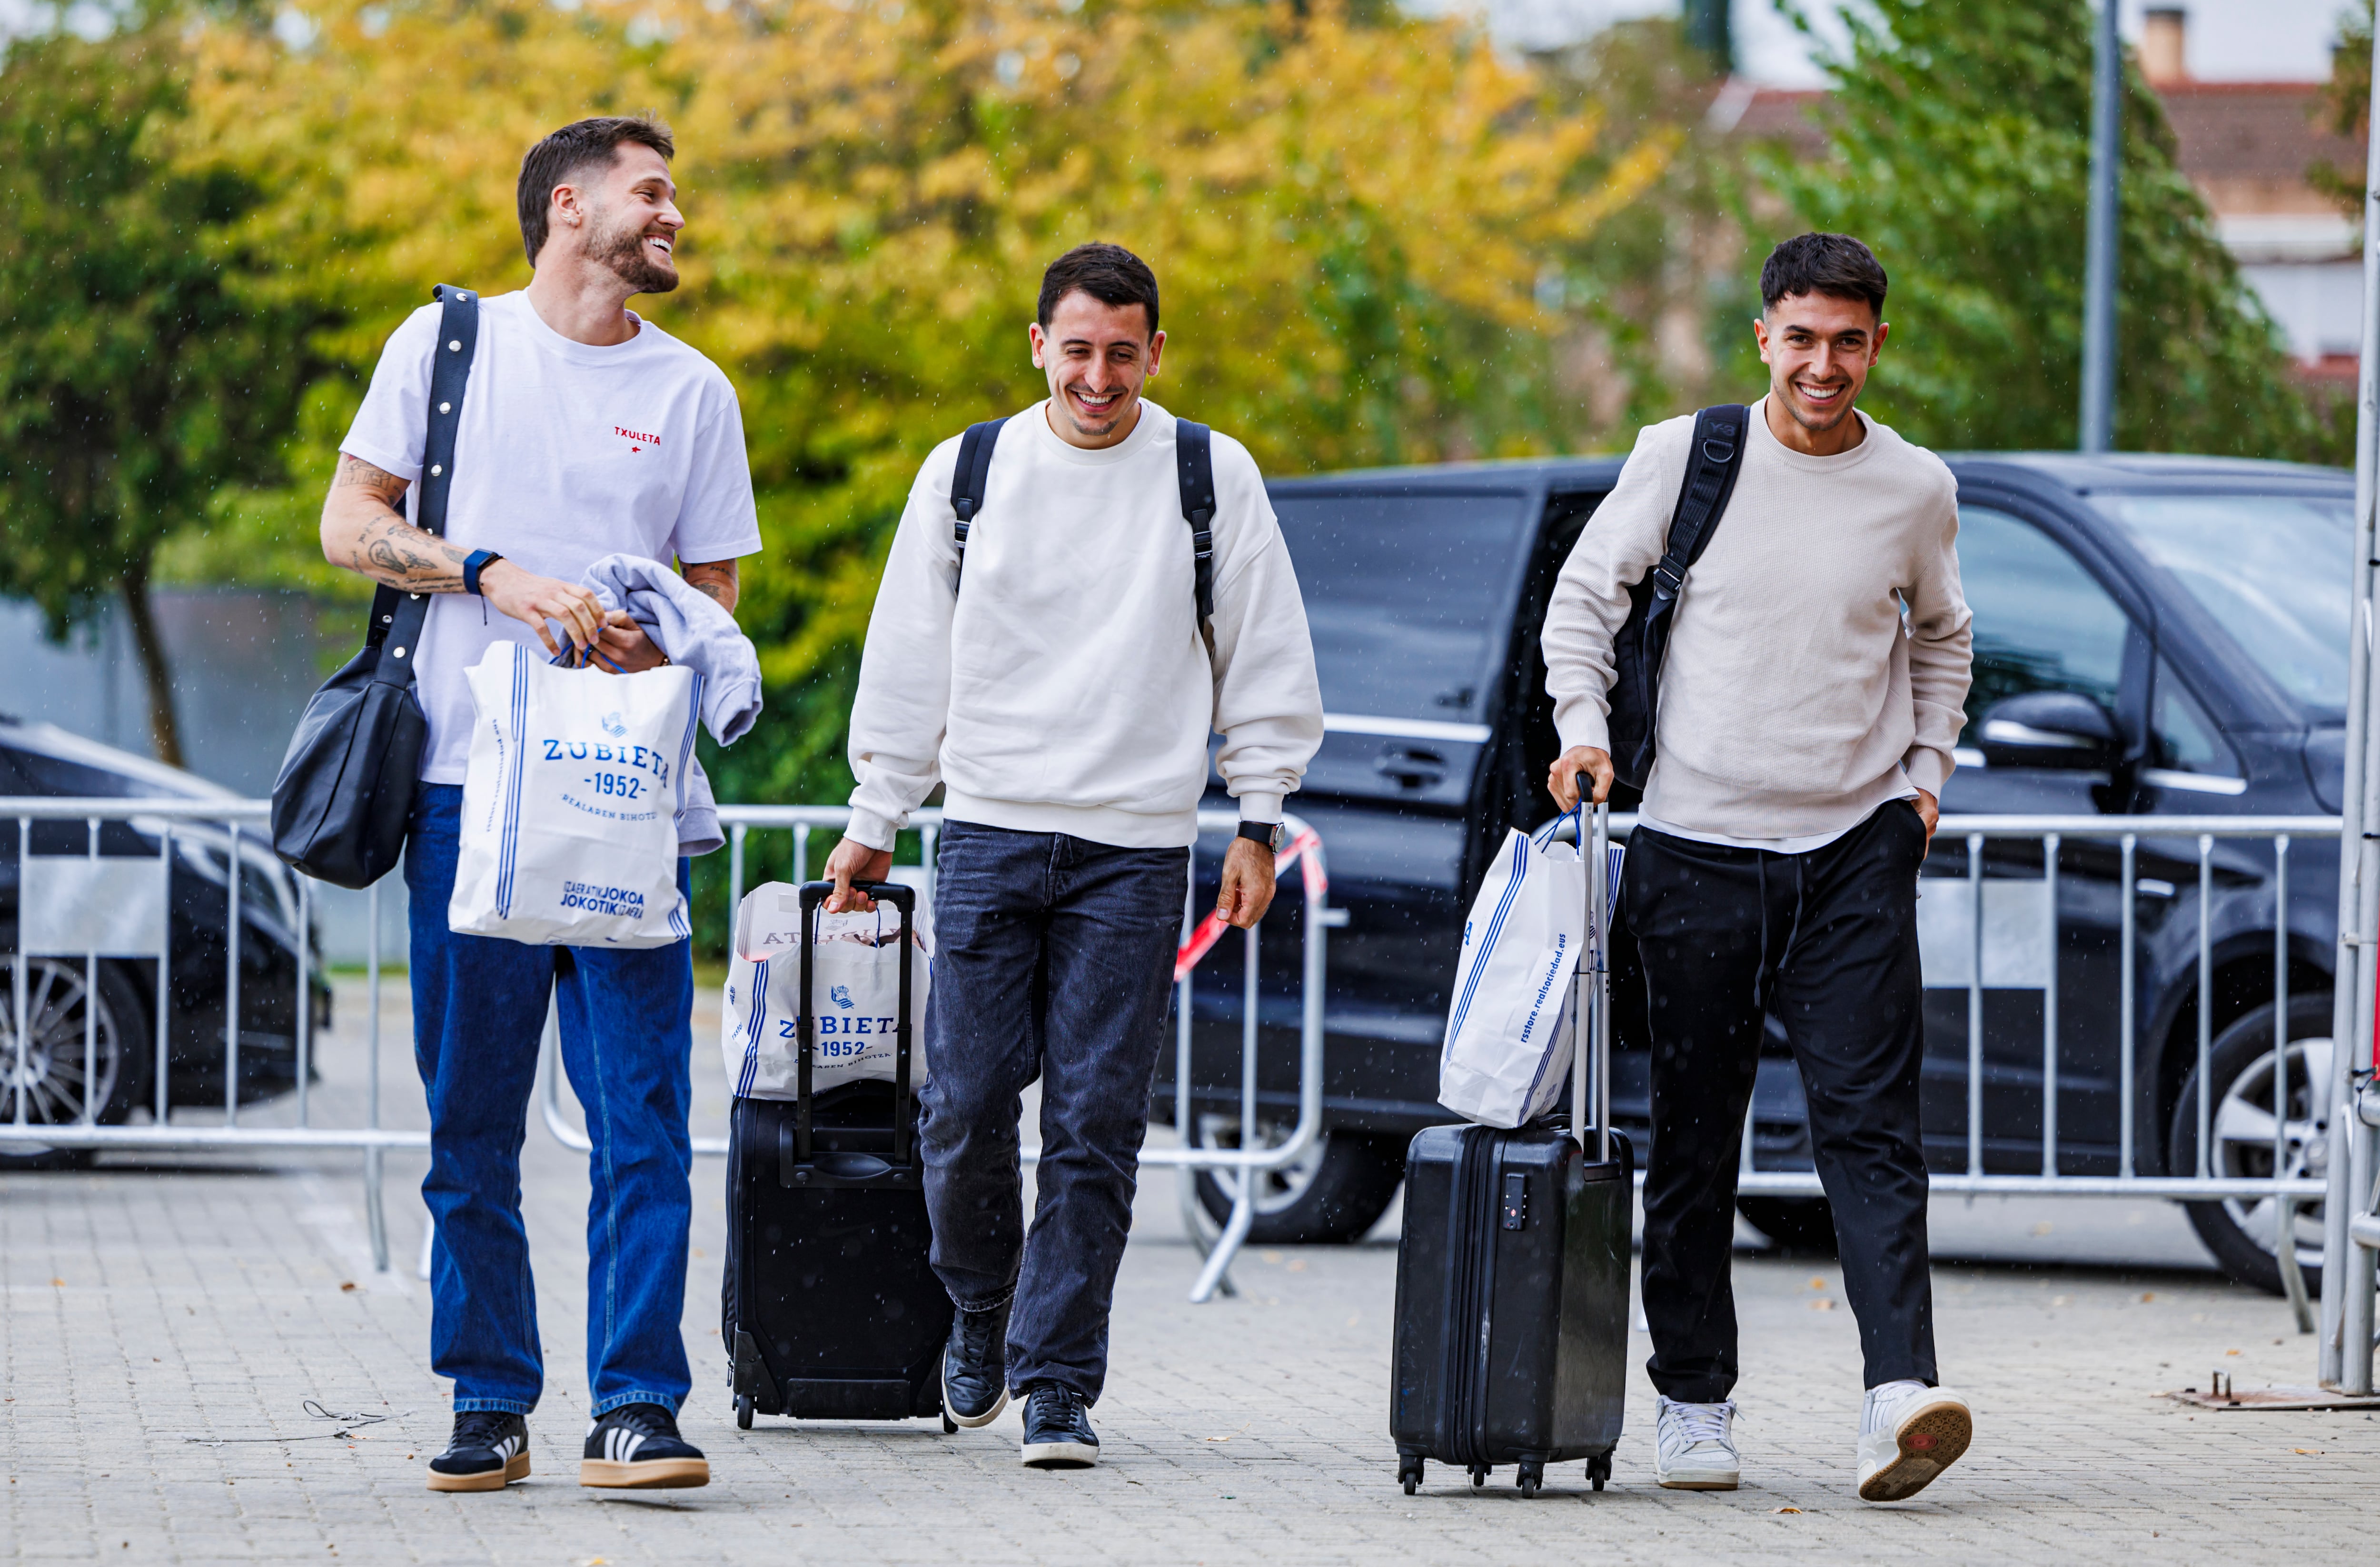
[580,552,763,746]
[678,760,725,859]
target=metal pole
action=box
[2121,833,2137,1178]
[366,878,387,1273]
[2320,0,2380,1390]
[224,824,241,1129]
[15,817,27,1129]
[83,818,97,1126]
[2198,836,2215,1179]
[2043,834,2060,1176]
[294,874,310,1128]
[2279,838,2312,1331]
[2079,0,2121,452]
[1968,833,1985,1177]
[154,826,169,1127]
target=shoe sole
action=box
[1020,1439,1099,1469]
[943,1362,1010,1429]
[1656,1473,1739,1491]
[1858,1399,1973,1503]
[425,1453,529,1492]
[579,1458,710,1489]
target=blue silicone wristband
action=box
[463,549,501,596]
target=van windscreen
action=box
[1270,491,1528,723]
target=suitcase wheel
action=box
[735,1394,754,1430]
[1469,1463,1488,1488]
[1516,1460,1543,1499]
[1587,1454,1611,1493]
[1398,1456,1424,1496]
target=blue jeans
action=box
[405,784,695,1417]
[921,822,1189,1403]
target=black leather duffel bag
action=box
[270,284,479,888]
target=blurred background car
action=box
[0,716,330,1166]
[1163,452,2345,1297]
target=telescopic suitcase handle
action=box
[794,880,918,1168]
[1557,777,1614,1164]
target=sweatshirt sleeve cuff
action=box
[1903,747,1954,798]
[1552,697,1610,757]
[1234,790,1285,826]
[843,806,902,854]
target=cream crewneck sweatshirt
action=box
[845,399,1324,852]
[1543,400,1974,842]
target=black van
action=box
[1165,452,2350,1295]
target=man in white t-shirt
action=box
[319,116,761,1496]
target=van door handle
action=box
[1375,748,1447,788]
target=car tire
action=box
[1735,1195,1840,1255]
[2169,997,2330,1298]
[0,958,150,1171]
[1190,1119,1406,1246]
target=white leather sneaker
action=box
[1856,1384,1973,1502]
[1655,1395,1740,1490]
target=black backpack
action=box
[947,415,1218,631]
[1604,404,1749,791]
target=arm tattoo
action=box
[334,453,410,513]
[683,560,740,613]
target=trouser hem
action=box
[452,1397,537,1416]
[591,1390,683,1417]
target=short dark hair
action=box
[1037,243,1160,337]
[517,115,675,266]
[1759,231,1888,317]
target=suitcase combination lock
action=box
[1500,1171,1528,1230]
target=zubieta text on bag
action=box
[448,642,702,947]
[722,881,934,1101]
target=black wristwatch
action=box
[463,550,504,596]
[1237,820,1286,854]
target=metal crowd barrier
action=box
[533,803,1337,1303]
[0,798,417,1273]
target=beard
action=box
[591,209,678,295]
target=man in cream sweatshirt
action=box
[823,243,1323,1469]
[1544,233,1976,1502]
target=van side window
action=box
[1956,505,2130,726]
[2151,663,2240,778]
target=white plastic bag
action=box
[448,642,701,947]
[1438,820,1589,1128]
[722,881,933,1100]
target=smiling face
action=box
[1030,290,1165,449]
[548,142,683,294]
[1754,291,1887,443]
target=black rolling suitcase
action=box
[1390,804,1633,1498]
[722,879,957,1431]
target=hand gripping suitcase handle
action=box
[794,880,918,1168]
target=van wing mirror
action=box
[1974,691,2121,772]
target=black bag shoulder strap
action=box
[366,284,481,686]
[949,416,1008,592]
[1174,419,1218,627]
[1649,403,1749,608]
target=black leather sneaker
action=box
[1018,1384,1099,1469]
[425,1410,530,1492]
[943,1301,1012,1428]
[579,1403,709,1489]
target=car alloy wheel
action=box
[0,958,139,1167]
[2171,998,2330,1297]
[1189,1115,1406,1246]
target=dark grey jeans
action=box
[920,820,1189,1403]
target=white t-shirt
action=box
[341,291,764,783]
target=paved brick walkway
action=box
[4,978,2374,1563]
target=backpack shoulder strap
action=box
[1174,419,1217,627]
[1649,403,1749,608]
[367,283,480,682]
[949,417,1009,593]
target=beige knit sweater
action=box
[1544,400,1974,840]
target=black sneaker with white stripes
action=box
[425,1410,530,1492]
[580,1403,709,1489]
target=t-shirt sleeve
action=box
[338,304,442,482]
[668,374,764,563]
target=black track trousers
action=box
[1626,798,1937,1402]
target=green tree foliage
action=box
[1751,0,2339,460]
[0,22,328,765]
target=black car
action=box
[0,717,329,1161]
[1164,453,2348,1295]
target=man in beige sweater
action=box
[1544,233,1975,1502]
